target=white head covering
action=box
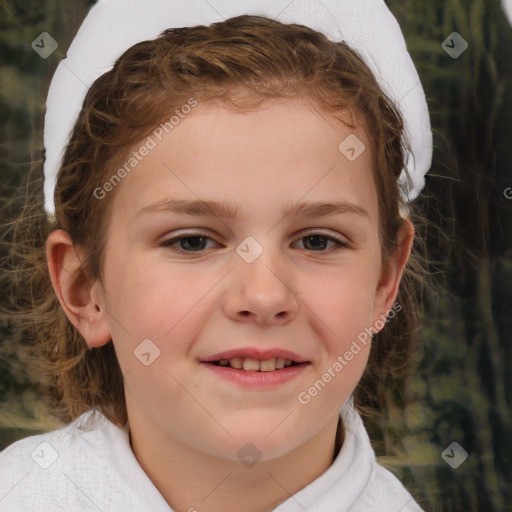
[43,0,432,214]
[503,0,512,25]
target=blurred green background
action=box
[0,1,511,511]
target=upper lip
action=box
[200,347,309,363]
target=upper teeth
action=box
[218,357,294,371]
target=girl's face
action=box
[93,99,399,461]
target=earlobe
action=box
[46,229,111,349]
[372,218,414,331]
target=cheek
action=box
[296,258,377,402]
[103,250,192,327]
[303,259,379,339]
[297,275,374,415]
[102,251,217,368]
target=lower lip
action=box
[201,362,309,388]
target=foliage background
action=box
[0,1,511,511]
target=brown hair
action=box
[3,15,425,449]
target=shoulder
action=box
[0,413,86,478]
[359,462,425,511]
[0,409,171,511]
[0,410,141,511]
[0,409,113,468]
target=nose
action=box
[223,247,299,326]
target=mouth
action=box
[207,357,303,372]
[199,348,310,387]
[201,356,310,389]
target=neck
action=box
[128,413,343,512]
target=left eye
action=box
[159,232,348,253]
[294,233,348,251]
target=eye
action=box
[294,231,349,251]
[159,232,218,253]
[159,230,349,254]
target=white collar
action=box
[74,401,391,512]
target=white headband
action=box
[43,0,432,214]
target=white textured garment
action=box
[0,403,423,512]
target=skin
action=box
[47,99,414,512]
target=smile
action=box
[211,357,298,372]
[202,360,310,389]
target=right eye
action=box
[159,232,219,253]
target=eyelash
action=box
[159,230,349,254]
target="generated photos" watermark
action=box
[93,97,198,200]
[297,301,402,405]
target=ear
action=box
[371,218,414,332]
[46,229,112,349]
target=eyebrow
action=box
[134,198,369,220]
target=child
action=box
[0,1,432,510]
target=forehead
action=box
[105,98,378,227]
